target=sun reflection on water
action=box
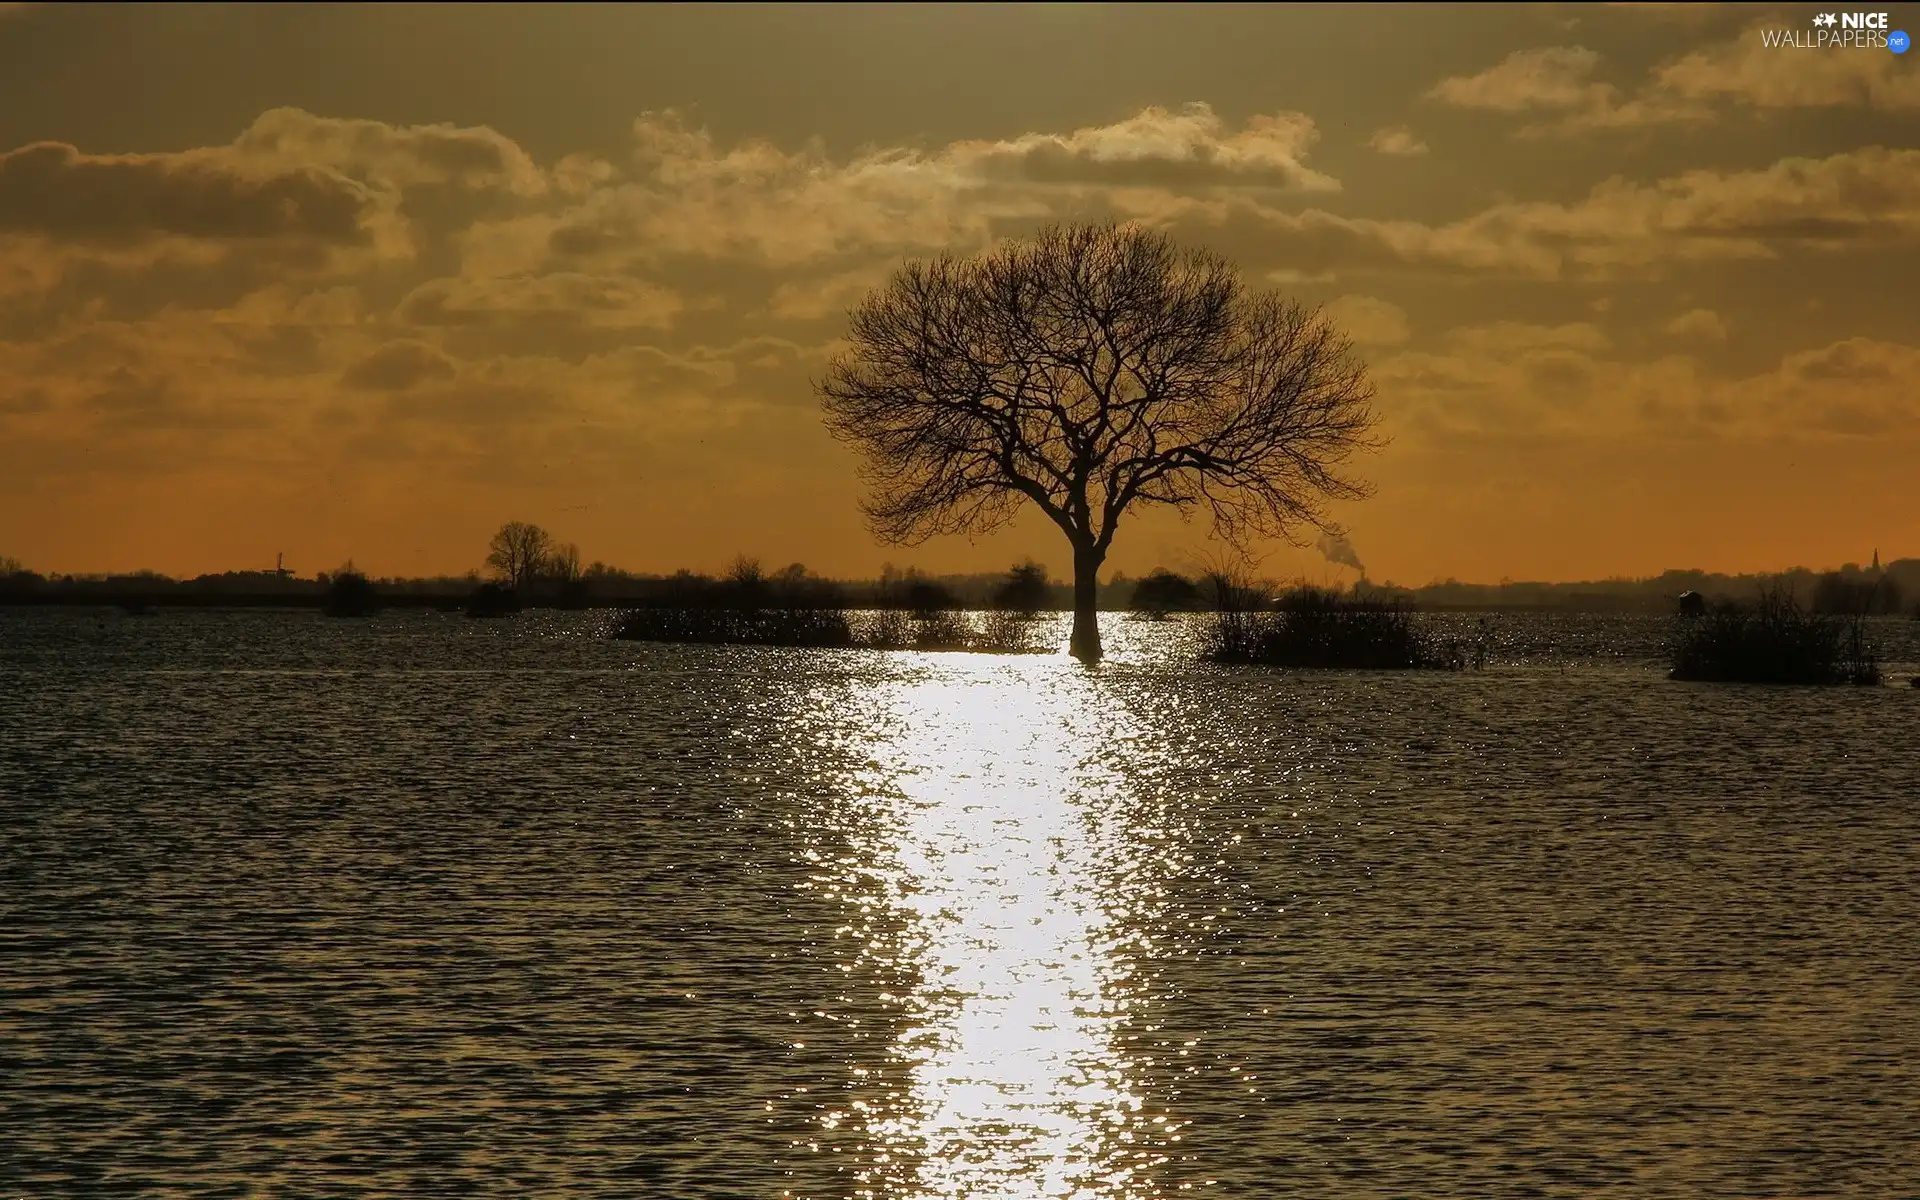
[816,654,1176,1198]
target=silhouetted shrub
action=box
[904,579,959,618]
[1677,590,1707,617]
[1207,586,1456,669]
[992,561,1052,617]
[637,560,848,613]
[612,562,868,647]
[613,606,856,647]
[973,608,1040,653]
[903,610,1041,653]
[613,605,1043,654]
[322,572,381,618]
[861,608,913,649]
[1669,587,1879,685]
[467,583,521,618]
[0,569,43,598]
[1130,569,1202,619]
[912,611,973,650]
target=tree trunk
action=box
[1070,543,1104,662]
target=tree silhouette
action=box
[546,541,583,586]
[1131,569,1203,618]
[818,222,1381,661]
[993,560,1052,617]
[486,521,552,591]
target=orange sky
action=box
[1,2,1915,587]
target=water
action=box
[3,609,1918,1197]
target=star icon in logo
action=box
[1812,12,1837,26]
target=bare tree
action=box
[547,542,583,585]
[486,521,553,591]
[817,221,1382,660]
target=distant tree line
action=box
[6,542,1918,620]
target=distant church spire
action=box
[1873,548,1880,571]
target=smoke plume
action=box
[1315,530,1365,573]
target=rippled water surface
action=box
[4,609,1919,1197]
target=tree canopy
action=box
[818,221,1381,659]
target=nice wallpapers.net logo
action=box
[1759,11,1910,51]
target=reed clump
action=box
[1668,586,1880,685]
[613,559,1043,653]
[1206,581,1460,670]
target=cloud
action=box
[341,339,457,391]
[1652,28,1920,113]
[0,108,563,301]
[0,141,371,246]
[1447,321,1611,357]
[1427,47,1615,113]
[1430,26,1920,138]
[1245,146,1920,279]
[396,273,684,330]
[1600,2,1725,20]
[232,108,548,195]
[1321,295,1411,345]
[1374,319,1920,444]
[1663,308,1728,341]
[766,263,894,321]
[1737,338,1920,436]
[466,103,1340,275]
[959,104,1339,192]
[1366,126,1429,157]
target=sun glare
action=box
[814,656,1172,1197]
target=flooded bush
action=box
[1669,587,1880,685]
[613,606,856,647]
[860,607,913,649]
[1206,586,1457,670]
[991,561,1053,618]
[906,609,1042,653]
[614,605,1045,654]
[973,608,1039,653]
[466,583,520,618]
[321,570,381,618]
[1129,569,1203,620]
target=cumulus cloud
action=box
[1664,308,1728,341]
[485,103,1339,274]
[232,108,548,195]
[1429,25,1919,137]
[1246,146,1920,279]
[1321,295,1411,345]
[1366,126,1429,157]
[396,273,684,330]
[0,108,560,293]
[766,264,894,321]
[0,140,371,246]
[341,339,458,391]
[958,104,1339,192]
[1652,30,1920,113]
[1373,319,1919,444]
[1426,47,1617,113]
